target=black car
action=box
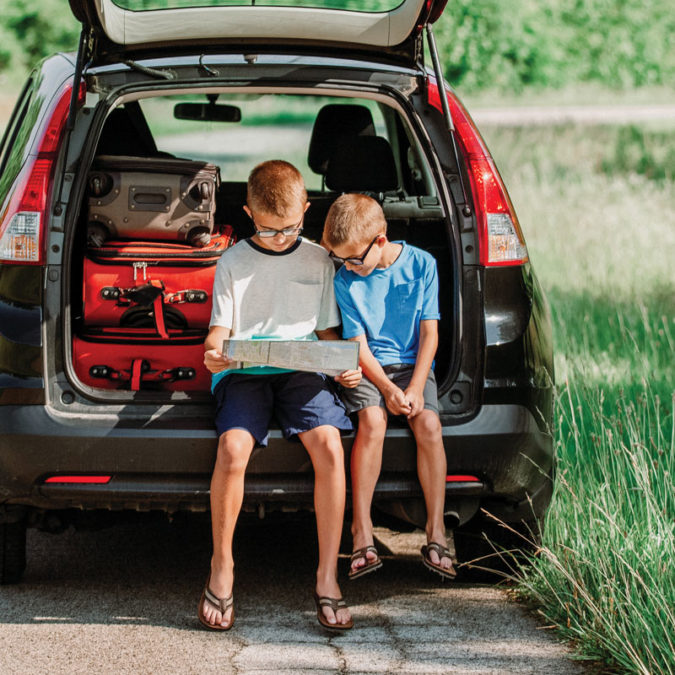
[0,0,554,583]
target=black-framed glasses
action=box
[329,235,380,266]
[252,216,304,239]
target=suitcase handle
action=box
[90,360,196,391]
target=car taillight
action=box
[427,79,528,267]
[0,81,85,265]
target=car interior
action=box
[70,91,455,395]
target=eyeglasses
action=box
[252,216,304,239]
[329,235,380,266]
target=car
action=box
[0,0,554,583]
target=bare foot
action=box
[316,577,352,627]
[200,561,234,628]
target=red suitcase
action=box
[82,228,235,335]
[73,327,211,391]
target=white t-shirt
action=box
[209,237,340,382]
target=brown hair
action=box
[323,193,387,247]
[246,160,308,217]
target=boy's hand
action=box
[204,348,234,373]
[385,385,412,417]
[335,367,362,389]
[403,386,425,419]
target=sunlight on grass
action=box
[481,121,675,673]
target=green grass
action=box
[481,121,675,673]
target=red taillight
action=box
[446,475,480,482]
[0,81,85,265]
[44,475,111,484]
[427,79,528,267]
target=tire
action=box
[0,520,27,584]
[454,516,541,582]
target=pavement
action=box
[0,515,591,674]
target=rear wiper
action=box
[123,60,177,80]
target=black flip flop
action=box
[348,545,383,580]
[314,592,354,631]
[198,573,235,631]
[421,542,457,580]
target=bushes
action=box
[433,0,675,92]
[0,0,673,92]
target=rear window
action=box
[137,92,434,195]
[115,0,401,11]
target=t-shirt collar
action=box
[245,237,303,256]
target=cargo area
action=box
[66,90,458,401]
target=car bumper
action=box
[0,403,552,516]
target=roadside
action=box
[0,517,592,674]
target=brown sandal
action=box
[314,592,354,631]
[348,545,383,580]
[421,542,457,580]
[198,574,235,631]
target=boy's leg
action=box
[203,374,274,627]
[203,428,256,627]
[408,410,453,572]
[298,424,352,627]
[350,406,387,574]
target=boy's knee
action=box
[358,407,387,436]
[412,410,442,440]
[216,433,253,473]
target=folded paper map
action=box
[222,339,359,377]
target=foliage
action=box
[0,0,79,72]
[481,121,675,671]
[1,0,674,92]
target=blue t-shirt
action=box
[333,242,440,366]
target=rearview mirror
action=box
[173,103,242,122]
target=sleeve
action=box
[420,253,441,321]
[333,273,366,339]
[209,255,234,329]
[315,258,341,331]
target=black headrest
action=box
[307,104,375,175]
[97,104,158,157]
[326,136,398,193]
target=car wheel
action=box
[0,520,27,584]
[454,516,541,582]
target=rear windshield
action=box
[136,92,434,195]
[115,0,401,11]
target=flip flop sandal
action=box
[421,542,457,581]
[314,592,354,631]
[198,574,235,631]
[348,545,383,580]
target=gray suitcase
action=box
[87,155,220,246]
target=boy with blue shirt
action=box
[322,193,456,582]
[200,161,360,632]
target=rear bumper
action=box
[0,402,552,518]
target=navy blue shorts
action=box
[213,371,353,446]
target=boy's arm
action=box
[404,319,438,418]
[204,325,234,373]
[315,327,362,389]
[351,334,412,416]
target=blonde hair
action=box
[323,193,387,247]
[247,160,308,217]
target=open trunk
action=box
[64,77,461,410]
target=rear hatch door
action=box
[68,0,447,66]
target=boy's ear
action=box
[242,205,252,219]
[303,201,311,213]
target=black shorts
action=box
[213,371,353,447]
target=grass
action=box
[480,120,675,673]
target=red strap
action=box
[130,359,144,391]
[151,283,169,339]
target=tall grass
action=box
[481,121,675,672]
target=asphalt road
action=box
[0,515,589,674]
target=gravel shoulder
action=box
[0,517,591,674]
